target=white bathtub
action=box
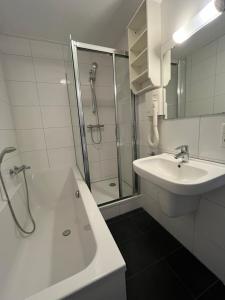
[0,167,126,300]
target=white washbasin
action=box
[133,153,225,196]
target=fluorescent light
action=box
[199,1,221,23]
[173,0,222,44]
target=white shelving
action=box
[128,0,161,95]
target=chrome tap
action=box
[9,165,31,176]
[174,145,189,163]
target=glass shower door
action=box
[114,54,137,198]
[66,42,90,186]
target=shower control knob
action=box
[75,190,80,198]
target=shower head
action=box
[0,147,16,164]
[89,62,98,81]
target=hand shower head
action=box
[89,62,98,81]
[0,147,16,164]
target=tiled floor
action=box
[106,208,225,300]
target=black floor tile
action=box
[166,248,218,298]
[107,209,221,300]
[126,260,193,300]
[119,227,182,278]
[198,281,225,300]
[107,216,143,246]
[131,210,162,233]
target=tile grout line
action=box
[125,245,183,282]
[195,279,220,300]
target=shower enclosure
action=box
[66,39,138,205]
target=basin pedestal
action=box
[158,188,200,217]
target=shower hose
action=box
[0,168,36,235]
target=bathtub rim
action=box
[25,166,126,300]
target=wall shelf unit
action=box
[128,0,161,95]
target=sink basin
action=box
[133,154,225,217]
[133,153,225,196]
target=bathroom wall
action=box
[138,0,225,284]
[77,49,118,183]
[0,35,76,171]
[0,49,21,199]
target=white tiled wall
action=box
[0,50,21,198]
[0,35,75,171]
[77,50,118,182]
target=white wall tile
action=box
[191,78,214,100]
[12,106,42,129]
[0,101,14,129]
[99,142,117,161]
[218,34,225,52]
[44,127,73,149]
[89,52,113,67]
[191,40,217,65]
[99,107,115,125]
[89,161,102,182]
[0,35,31,56]
[41,106,71,128]
[7,81,39,106]
[214,94,225,113]
[38,83,68,106]
[0,130,17,151]
[87,144,100,162]
[30,40,63,60]
[101,159,117,179]
[194,232,225,283]
[0,81,9,103]
[191,56,216,82]
[216,50,225,75]
[3,55,35,81]
[215,73,225,96]
[196,199,225,250]
[0,36,76,176]
[77,51,92,64]
[185,99,213,117]
[47,147,75,168]
[199,115,225,162]
[33,57,65,83]
[16,129,45,152]
[204,185,225,208]
[159,118,200,156]
[103,125,116,142]
[21,150,49,170]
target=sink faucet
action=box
[174,145,189,163]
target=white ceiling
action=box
[0,0,142,47]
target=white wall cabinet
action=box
[128,0,161,95]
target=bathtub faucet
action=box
[9,165,31,176]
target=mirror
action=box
[164,13,225,119]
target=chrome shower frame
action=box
[70,39,138,202]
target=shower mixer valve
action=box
[9,165,31,176]
[87,124,104,129]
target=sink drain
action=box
[109,182,116,187]
[62,229,71,236]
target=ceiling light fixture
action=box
[173,0,225,44]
